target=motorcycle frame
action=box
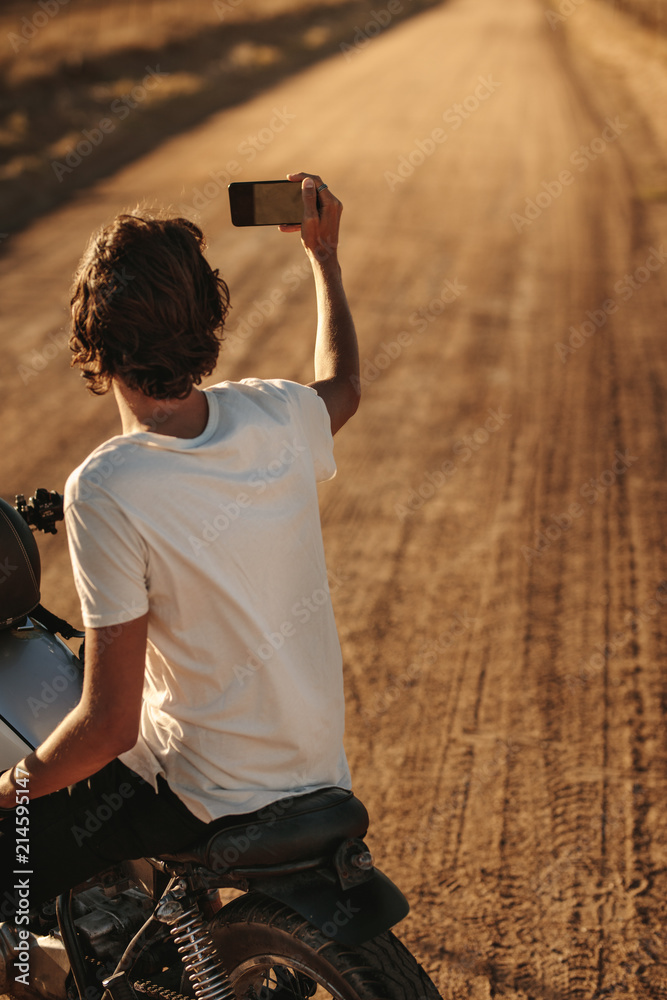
[56,847,409,1000]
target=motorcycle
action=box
[0,489,442,1000]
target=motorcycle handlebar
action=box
[15,488,64,534]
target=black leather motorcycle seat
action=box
[161,786,369,872]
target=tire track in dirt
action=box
[356,2,658,996]
[553,10,667,996]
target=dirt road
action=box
[2,0,667,996]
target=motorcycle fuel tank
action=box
[0,618,83,769]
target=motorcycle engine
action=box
[0,883,155,1000]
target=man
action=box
[0,171,359,906]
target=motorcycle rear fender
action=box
[248,865,409,946]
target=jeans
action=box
[0,758,211,919]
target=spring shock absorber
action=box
[155,888,235,1000]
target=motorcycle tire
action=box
[209,891,443,999]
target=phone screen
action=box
[228,180,303,227]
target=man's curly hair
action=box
[69,212,230,399]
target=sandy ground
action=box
[2,0,667,996]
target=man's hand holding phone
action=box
[279,171,341,270]
[227,172,342,268]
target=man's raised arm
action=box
[281,172,360,435]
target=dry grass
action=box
[0,0,346,84]
[0,0,443,238]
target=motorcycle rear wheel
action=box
[210,891,442,1000]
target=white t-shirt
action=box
[64,378,351,822]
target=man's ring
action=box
[317,183,328,193]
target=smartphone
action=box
[228,180,303,227]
